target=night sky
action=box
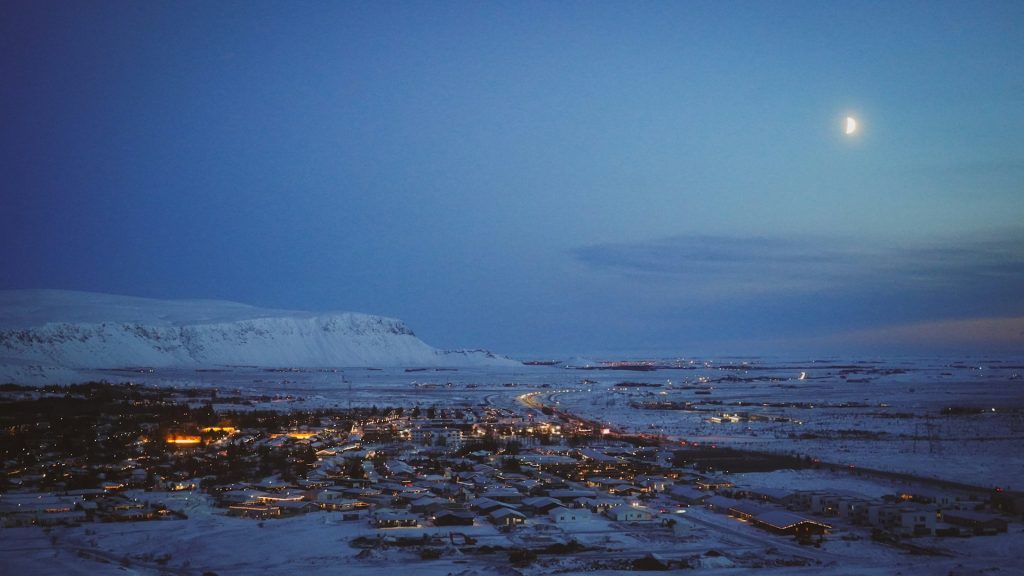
[2,1,1022,356]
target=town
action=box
[1,380,1019,573]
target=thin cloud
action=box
[822,316,1024,353]
[573,232,1024,298]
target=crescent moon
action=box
[845,116,857,135]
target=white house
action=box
[548,506,592,524]
[898,507,936,537]
[605,505,654,522]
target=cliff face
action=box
[0,290,514,370]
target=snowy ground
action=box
[3,490,1022,576]
[4,356,1023,575]
[519,360,1024,488]
[59,358,1024,488]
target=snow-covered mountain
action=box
[0,290,515,377]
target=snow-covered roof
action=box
[488,508,525,519]
[754,510,830,529]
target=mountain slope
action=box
[0,290,514,370]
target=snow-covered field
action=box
[3,485,1022,576]
[2,357,1023,575]
[532,359,1024,489]
[72,357,1024,488]
[0,355,1004,501]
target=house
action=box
[942,510,1008,535]
[635,475,671,492]
[727,501,766,521]
[586,477,630,490]
[315,489,369,511]
[409,496,449,514]
[546,489,598,504]
[835,497,871,525]
[549,506,592,524]
[867,504,902,531]
[433,509,476,527]
[817,490,871,516]
[489,508,526,526]
[481,487,523,504]
[695,476,734,491]
[605,505,654,522]
[578,497,623,514]
[385,460,416,481]
[512,479,543,495]
[522,496,563,515]
[895,486,969,508]
[898,507,936,537]
[168,480,198,492]
[704,496,740,514]
[318,497,368,512]
[373,509,419,528]
[0,494,84,527]
[468,497,514,514]
[743,487,793,504]
[787,490,828,513]
[670,485,710,507]
[277,501,316,517]
[609,485,645,498]
[255,480,290,493]
[100,497,160,522]
[412,427,464,449]
[228,504,281,519]
[751,511,831,537]
[217,489,268,506]
[256,491,306,505]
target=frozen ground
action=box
[4,356,1023,575]
[3,358,1010,500]
[72,356,1024,487]
[3,490,1022,576]
[522,359,1024,488]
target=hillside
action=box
[0,290,514,377]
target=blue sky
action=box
[2,1,1022,356]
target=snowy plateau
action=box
[0,290,515,382]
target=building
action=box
[433,509,476,527]
[942,511,1008,535]
[522,496,563,515]
[897,508,936,536]
[488,508,526,526]
[670,485,710,507]
[605,505,654,522]
[751,511,831,537]
[727,501,766,521]
[549,506,592,524]
[704,496,740,514]
[373,509,419,528]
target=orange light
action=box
[271,432,317,439]
[166,436,202,445]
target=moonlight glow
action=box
[845,116,858,135]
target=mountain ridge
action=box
[0,290,515,376]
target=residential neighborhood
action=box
[2,380,1020,573]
